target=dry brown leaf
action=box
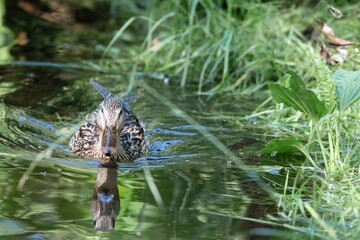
[18,0,74,25]
[320,22,356,46]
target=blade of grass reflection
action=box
[17,146,53,190]
[177,171,192,213]
[140,80,275,197]
[16,126,75,190]
[142,160,164,207]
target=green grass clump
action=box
[260,60,360,239]
[100,1,360,238]
[104,0,324,94]
[100,1,360,95]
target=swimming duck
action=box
[69,81,149,164]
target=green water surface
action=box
[0,67,281,239]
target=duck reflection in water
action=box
[90,167,120,231]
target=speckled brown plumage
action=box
[70,81,149,164]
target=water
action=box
[0,66,280,239]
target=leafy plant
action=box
[263,64,360,238]
[261,139,304,155]
[333,69,360,112]
[264,66,360,169]
[268,70,327,123]
[261,139,317,167]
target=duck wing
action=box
[120,114,149,159]
[70,122,100,157]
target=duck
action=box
[70,81,149,164]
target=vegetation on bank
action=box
[101,1,360,94]
[260,62,360,238]
[107,1,360,238]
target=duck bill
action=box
[101,127,117,157]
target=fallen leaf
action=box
[320,22,356,46]
[18,0,74,25]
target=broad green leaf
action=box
[314,59,336,113]
[333,69,360,112]
[261,139,304,154]
[287,70,306,91]
[269,81,327,123]
[262,139,318,168]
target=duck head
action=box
[95,95,125,158]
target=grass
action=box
[108,1,360,238]
[102,1,327,94]
[99,1,360,238]
[257,64,360,238]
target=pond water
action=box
[0,64,287,239]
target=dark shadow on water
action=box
[90,167,120,231]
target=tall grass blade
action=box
[143,12,175,50]
[304,203,337,239]
[180,0,199,88]
[101,17,138,60]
